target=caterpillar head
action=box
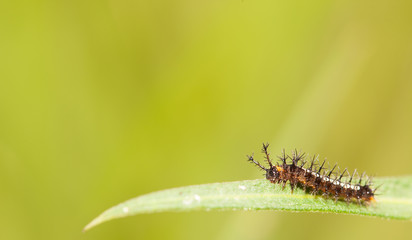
[265,166,282,182]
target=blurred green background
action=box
[1,0,412,239]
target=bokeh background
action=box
[1,0,412,239]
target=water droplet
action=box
[238,185,247,190]
[122,207,129,213]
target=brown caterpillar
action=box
[247,143,377,205]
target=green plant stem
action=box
[84,176,412,231]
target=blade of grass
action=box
[84,176,412,231]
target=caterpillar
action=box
[247,143,377,205]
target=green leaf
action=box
[84,176,412,231]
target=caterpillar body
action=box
[248,143,377,205]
